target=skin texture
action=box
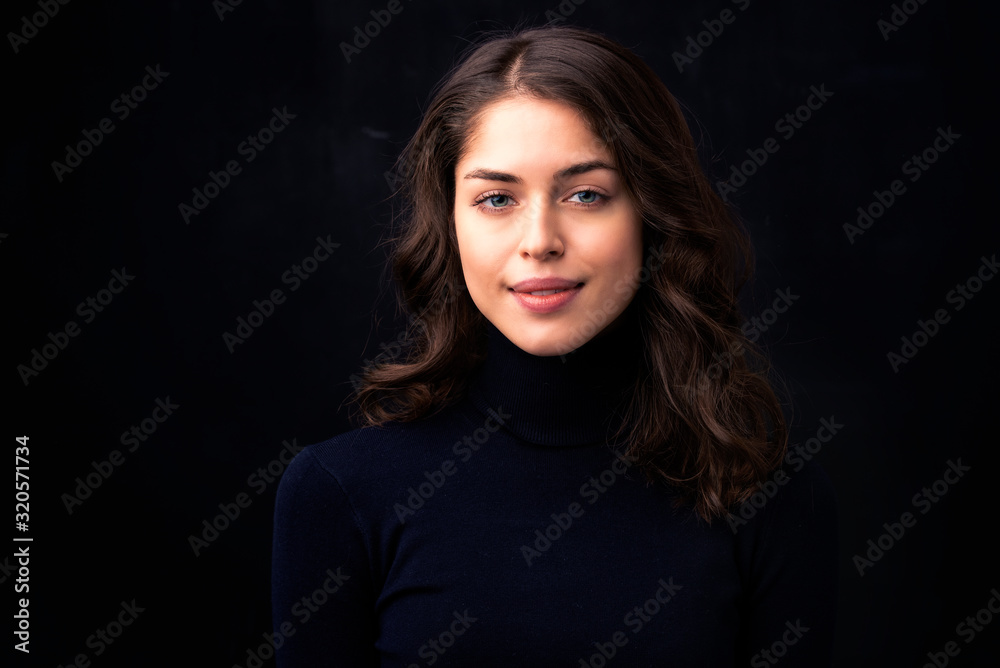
[453,96,644,357]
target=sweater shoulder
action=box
[780,456,838,523]
[735,457,838,533]
[281,401,483,499]
[730,456,839,578]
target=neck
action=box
[466,303,642,447]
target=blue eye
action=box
[474,191,514,212]
[472,189,607,213]
[485,194,511,207]
[572,190,599,204]
[569,190,605,206]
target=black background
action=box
[4,0,998,665]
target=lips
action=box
[509,277,584,293]
[509,278,584,314]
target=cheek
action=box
[603,237,644,300]
[453,212,474,269]
[620,213,645,268]
[585,221,644,278]
[454,219,497,290]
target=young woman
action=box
[272,24,837,666]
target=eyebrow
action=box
[462,160,616,184]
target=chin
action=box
[502,321,591,357]
[521,339,575,357]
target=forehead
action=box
[460,96,610,163]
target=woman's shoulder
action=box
[279,402,483,500]
[725,457,839,594]
[727,456,838,537]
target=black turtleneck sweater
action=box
[271,312,838,667]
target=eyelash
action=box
[472,189,609,214]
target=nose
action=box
[517,197,564,260]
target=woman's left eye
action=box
[569,190,603,205]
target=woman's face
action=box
[453,96,644,357]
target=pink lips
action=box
[509,277,583,314]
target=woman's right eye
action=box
[474,191,515,211]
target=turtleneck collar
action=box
[465,301,643,448]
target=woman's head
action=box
[398,24,740,353]
[355,25,787,522]
[454,95,643,356]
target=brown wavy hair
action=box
[349,24,788,522]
